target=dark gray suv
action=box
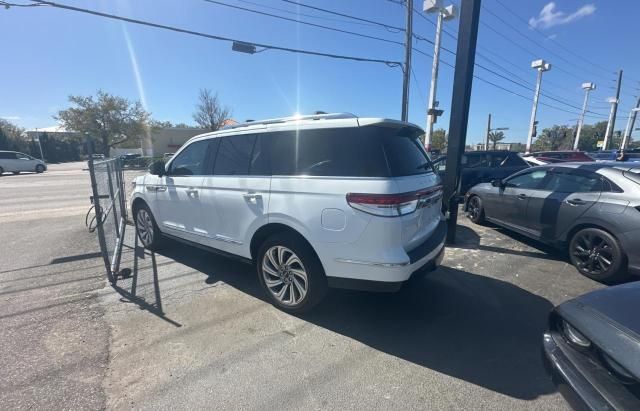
[464,162,640,282]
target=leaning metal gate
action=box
[86,153,127,284]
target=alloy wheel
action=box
[261,246,308,306]
[467,197,480,220]
[136,208,154,246]
[571,232,613,276]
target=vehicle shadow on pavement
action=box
[455,223,565,262]
[154,238,556,401]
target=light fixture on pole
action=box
[423,0,457,153]
[621,107,640,151]
[484,113,509,150]
[526,59,551,154]
[573,82,596,151]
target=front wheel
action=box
[466,195,485,224]
[257,232,327,313]
[35,164,45,173]
[134,203,162,250]
[569,228,628,283]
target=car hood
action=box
[557,282,640,379]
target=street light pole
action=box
[526,59,551,154]
[573,82,595,151]
[423,0,456,151]
[401,0,414,122]
[621,105,640,151]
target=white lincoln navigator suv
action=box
[130,113,446,312]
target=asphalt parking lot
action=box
[1,162,606,410]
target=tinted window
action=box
[169,139,210,176]
[0,152,17,159]
[487,153,507,167]
[269,127,390,177]
[501,153,527,167]
[379,127,432,177]
[213,134,256,175]
[505,169,547,189]
[543,171,602,193]
[464,153,487,168]
[249,135,270,175]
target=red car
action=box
[528,151,594,164]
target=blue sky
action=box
[1,0,639,144]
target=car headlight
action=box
[561,320,591,348]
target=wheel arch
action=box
[250,223,322,268]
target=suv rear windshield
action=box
[266,125,431,178]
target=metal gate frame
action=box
[86,136,127,284]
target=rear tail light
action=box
[346,186,442,217]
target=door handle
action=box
[156,186,167,192]
[186,188,198,198]
[565,198,586,206]
[516,194,527,200]
[243,192,262,203]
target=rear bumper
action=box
[326,221,447,291]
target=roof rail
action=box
[224,112,357,130]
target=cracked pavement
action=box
[1,162,606,410]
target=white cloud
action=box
[547,34,558,40]
[529,2,595,29]
[1,116,21,120]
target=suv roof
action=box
[184,113,423,144]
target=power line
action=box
[202,0,405,46]
[27,0,403,66]
[491,0,617,77]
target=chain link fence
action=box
[86,148,127,283]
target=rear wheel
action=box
[0,166,4,175]
[134,203,162,250]
[466,195,485,224]
[569,228,628,283]
[257,232,327,313]
[35,164,45,173]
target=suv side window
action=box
[213,134,257,175]
[464,153,487,168]
[501,153,527,167]
[543,170,602,193]
[0,152,17,159]
[505,169,547,189]
[487,152,507,168]
[168,139,210,176]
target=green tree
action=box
[488,130,505,149]
[577,121,607,151]
[0,119,30,153]
[193,89,232,131]
[534,125,573,151]
[56,90,150,156]
[431,128,447,151]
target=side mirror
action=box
[491,179,503,188]
[149,160,166,176]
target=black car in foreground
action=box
[543,282,640,410]
[432,150,529,195]
[465,162,640,282]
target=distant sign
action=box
[596,140,605,148]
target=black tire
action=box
[12,171,19,175]
[35,164,45,173]
[0,166,4,175]
[133,203,162,250]
[257,232,327,314]
[569,228,628,283]
[466,195,485,224]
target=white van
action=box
[130,113,446,312]
[0,151,47,175]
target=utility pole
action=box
[484,113,491,151]
[573,82,595,150]
[442,0,480,244]
[34,128,45,162]
[400,0,413,122]
[603,69,623,150]
[423,0,457,151]
[526,59,551,154]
